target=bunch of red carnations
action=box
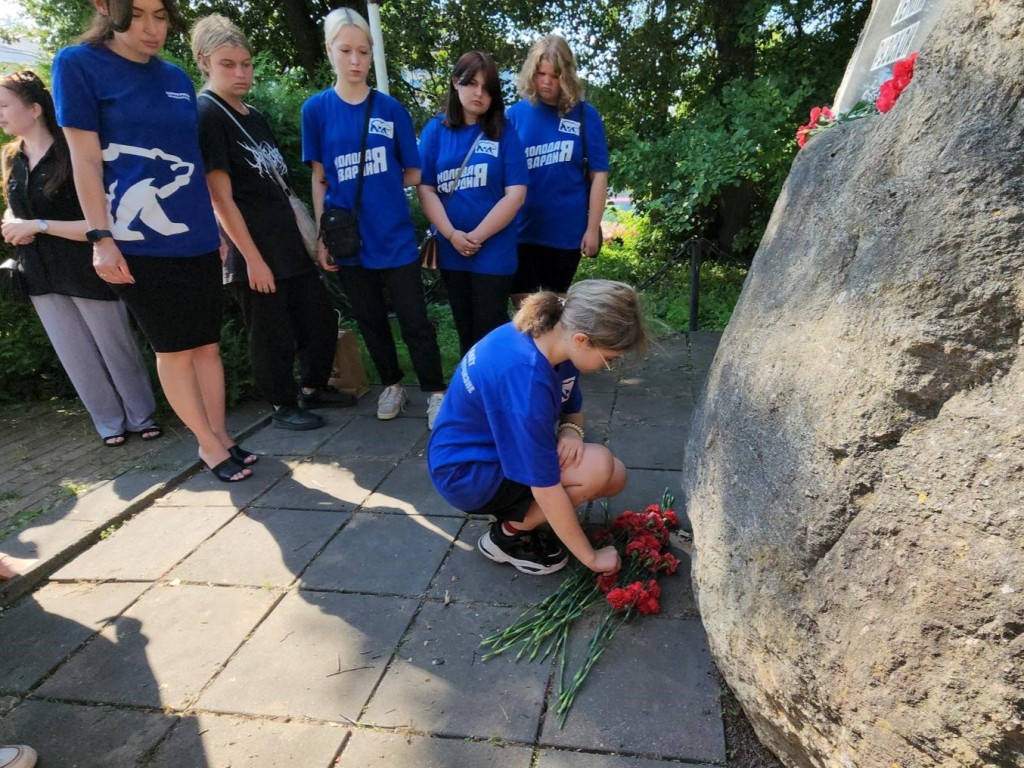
[795,52,919,148]
[481,493,682,726]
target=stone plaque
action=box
[832,0,949,113]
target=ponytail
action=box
[513,290,564,337]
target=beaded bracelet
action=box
[558,421,585,441]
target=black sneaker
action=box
[477,522,568,575]
[299,386,357,409]
[272,405,324,431]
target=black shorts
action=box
[511,243,582,295]
[111,251,222,353]
[467,478,534,523]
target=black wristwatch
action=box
[86,229,113,243]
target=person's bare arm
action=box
[206,170,275,293]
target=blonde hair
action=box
[190,15,251,78]
[324,7,372,48]
[514,280,649,356]
[516,35,583,115]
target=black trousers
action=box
[441,269,513,358]
[337,260,444,391]
[229,271,335,407]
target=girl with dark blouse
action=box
[0,69,158,446]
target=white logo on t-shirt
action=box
[476,140,499,158]
[165,91,191,101]
[558,118,580,136]
[101,143,194,240]
[368,118,394,138]
[561,375,577,403]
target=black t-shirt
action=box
[197,91,314,283]
[5,145,115,300]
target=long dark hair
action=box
[79,0,185,45]
[443,51,505,141]
[0,70,71,200]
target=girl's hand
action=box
[93,239,134,284]
[450,230,480,258]
[317,239,338,272]
[1,218,38,246]
[556,432,585,469]
[247,259,276,294]
[580,227,601,258]
[589,545,621,574]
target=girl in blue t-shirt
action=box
[507,35,609,307]
[302,8,446,428]
[418,51,529,358]
[427,279,649,576]
[53,0,254,482]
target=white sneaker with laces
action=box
[377,383,407,420]
[426,392,445,430]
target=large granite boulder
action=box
[682,2,1024,766]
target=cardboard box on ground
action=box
[328,329,370,398]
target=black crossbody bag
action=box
[321,90,376,264]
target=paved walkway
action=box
[0,332,724,768]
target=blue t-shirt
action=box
[556,360,583,415]
[418,117,529,276]
[506,100,609,250]
[428,323,563,510]
[52,44,220,258]
[301,89,420,269]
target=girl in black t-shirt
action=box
[191,15,353,432]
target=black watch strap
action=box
[86,229,113,243]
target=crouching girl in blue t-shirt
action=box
[427,279,649,575]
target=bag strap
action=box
[199,91,297,200]
[353,89,376,217]
[442,129,484,210]
[428,129,483,238]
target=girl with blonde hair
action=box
[507,35,610,306]
[428,279,648,576]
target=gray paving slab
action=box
[338,730,534,767]
[154,458,291,507]
[362,458,464,517]
[613,393,695,428]
[0,699,175,768]
[616,367,695,400]
[608,424,688,471]
[363,601,551,742]
[316,415,427,458]
[601,468,684,526]
[198,590,417,722]
[52,506,237,581]
[169,508,349,587]
[427,517,567,607]
[241,420,344,456]
[150,712,347,768]
[36,584,277,709]
[539,616,725,763]
[536,748,717,767]
[0,582,148,692]
[253,457,397,512]
[302,511,463,595]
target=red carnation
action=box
[606,587,634,611]
[876,52,918,113]
[662,509,680,528]
[595,572,618,593]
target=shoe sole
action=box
[376,407,405,421]
[477,532,568,575]
[271,418,323,431]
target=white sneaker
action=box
[377,383,407,420]
[426,392,445,430]
[0,745,37,768]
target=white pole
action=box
[366,1,390,95]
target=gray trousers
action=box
[31,293,157,438]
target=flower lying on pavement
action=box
[480,492,682,726]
